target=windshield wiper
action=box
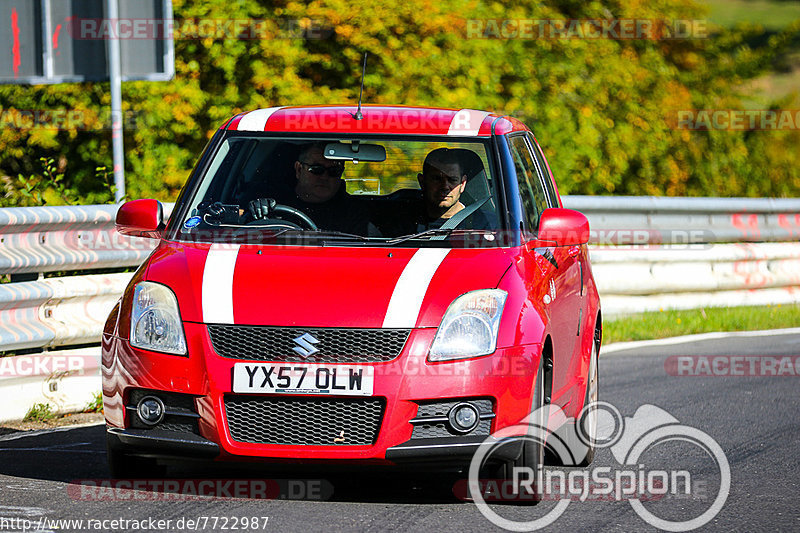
[313,230,372,241]
[259,228,372,242]
[386,228,453,245]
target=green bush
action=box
[23,402,55,422]
[1,0,798,203]
[82,392,104,414]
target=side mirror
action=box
[536,208,590,246]
[116,199,164,239]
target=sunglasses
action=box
[300,161,345,178]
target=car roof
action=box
[222,105,530,137]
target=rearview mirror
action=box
[536,208,590,246]
[324,141,386,162]
[116,199,164,239]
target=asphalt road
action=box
[0,332,798,533]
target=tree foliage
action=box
[0,0,798,203]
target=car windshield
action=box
[175,134,504,247]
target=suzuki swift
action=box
[102,106,602,485]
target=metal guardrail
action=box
[0,197,798,421]
[592,242,800,316]
[0,273,133,351]
[593,243,800,294]
[1,195,798,276]
[0,347,101,423]
[564,195,800,244]
[0,204,157,274]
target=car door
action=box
[529,133,592,413]
[507,134,581,410]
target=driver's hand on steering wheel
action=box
[248,198,277,221]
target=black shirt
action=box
[382,199,495,237]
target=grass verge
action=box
[604,304,800,344]
[703,0,800,31]
[700,0,800,105]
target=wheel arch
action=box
[541,335,554,405]
[594,309,602,353]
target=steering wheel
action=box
[246,199,318,231]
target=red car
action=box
[103,106,601,481]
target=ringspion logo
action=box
[467,402,730,531]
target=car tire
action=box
[488,355,547,502]
[576,338,599,466]
[106,435,166,479]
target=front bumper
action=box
[103,323,540,465]
[107,427,219,459]
[386,435,520,464]
[105,429,521,467]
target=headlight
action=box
[428,289,507,361]
[130,282,187,355]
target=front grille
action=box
[208,325,410,363]
[225,395,384,446]
[411,419,493,439]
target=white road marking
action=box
[0,447,99,453]
[602,327,800,355]
[0,422,103,442]
[0,505,49,517]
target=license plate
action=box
[232,363,374,396]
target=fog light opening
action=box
[448,403,480,434]
[137,395,165,426]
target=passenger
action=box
[248,142,370,235]
[411,147,491,232]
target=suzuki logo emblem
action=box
[292,332,320,357]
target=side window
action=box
[527,133,559,207]
[508,135,549,232]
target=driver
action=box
[249,142,370,235]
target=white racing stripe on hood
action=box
[448,109,490,136]
[383,248,450,328]
[237,107,283,131]
[202,244,241,324]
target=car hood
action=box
[145,241,514,328]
